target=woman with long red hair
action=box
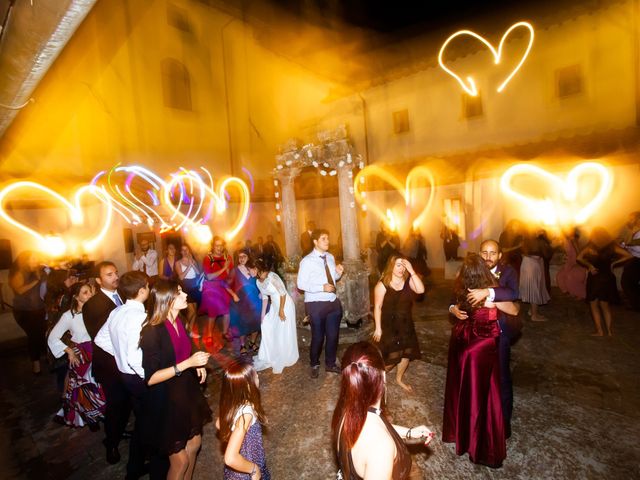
[332,342,433,480]
[217,360,270,480]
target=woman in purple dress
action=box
[199,237,238,348]
[140,280,212,480]
[443,254,519,468]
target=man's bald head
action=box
[480,239,500,252]
[479,239,501,269]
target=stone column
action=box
[337,166,360,262]
[277,169,301,259]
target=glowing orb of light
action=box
[354,165,435,233]
[438,21,534,96]
[192,223,213,245]
[386,209,397,232]
[499,162,613,226]
[43,235,67,257]
[0,181,113,256]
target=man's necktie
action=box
[320,255,336,287]
[113,293,123,306]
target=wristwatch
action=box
[174,364,182,377]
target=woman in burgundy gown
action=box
[443,254,519,468]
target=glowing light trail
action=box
[354,165,435,232]
[438,21,534,96]
[0,182,113,256]
[499,162,613,226]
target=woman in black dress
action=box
[577,227,631,336]
[140,279,212,480]
[372,255,425,393]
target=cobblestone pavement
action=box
[1,273,639,479]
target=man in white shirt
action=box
[95,270,151,479]
[297,229,344,378]
[132,239,158,277]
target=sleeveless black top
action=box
[341,407,412,480]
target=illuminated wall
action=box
[0,0,339,181]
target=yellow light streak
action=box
[499,162,613,226]
[353,165,435,232]
[0,181,113,256]
[438,21,534,96]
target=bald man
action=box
[450,239,520,438]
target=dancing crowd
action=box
[5,209,640,478]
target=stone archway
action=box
[273,126,370,330]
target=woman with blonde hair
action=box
[140,279,212,479]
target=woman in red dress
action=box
[199,237,238,350]
[443,254,519,468]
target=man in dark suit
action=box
[83,261,128,464]
[300,220,315,256]
[450,240,520,438]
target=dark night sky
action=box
[265,0,579,35]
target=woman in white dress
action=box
[253,259,298,374]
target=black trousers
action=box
[93,346,131,450]
[121,373,168,479]
[13,309,47,361]
[307,299,342,368]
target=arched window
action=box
[161,58,192,111]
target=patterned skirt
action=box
[56,341,106,427]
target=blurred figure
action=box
[537,229,554,296]
[440,221,460,262]
[175,243,201,336]
[620,211,640,311]
[443,254,519,468]
[262,235,283,271]
[556,227,587,300]
[9,251,47,374]
[401,227,429,278]
[133,238,158,277]
[577,228,632,336]
[48,282,105,429]
[376,222,400,274]
[520,226,551,322]
[499,219,524,275]
[300,220,315,256]
[332,342,433,480]
[254,236,265,258]
[372,256,425,393]
[159,242,178,280]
